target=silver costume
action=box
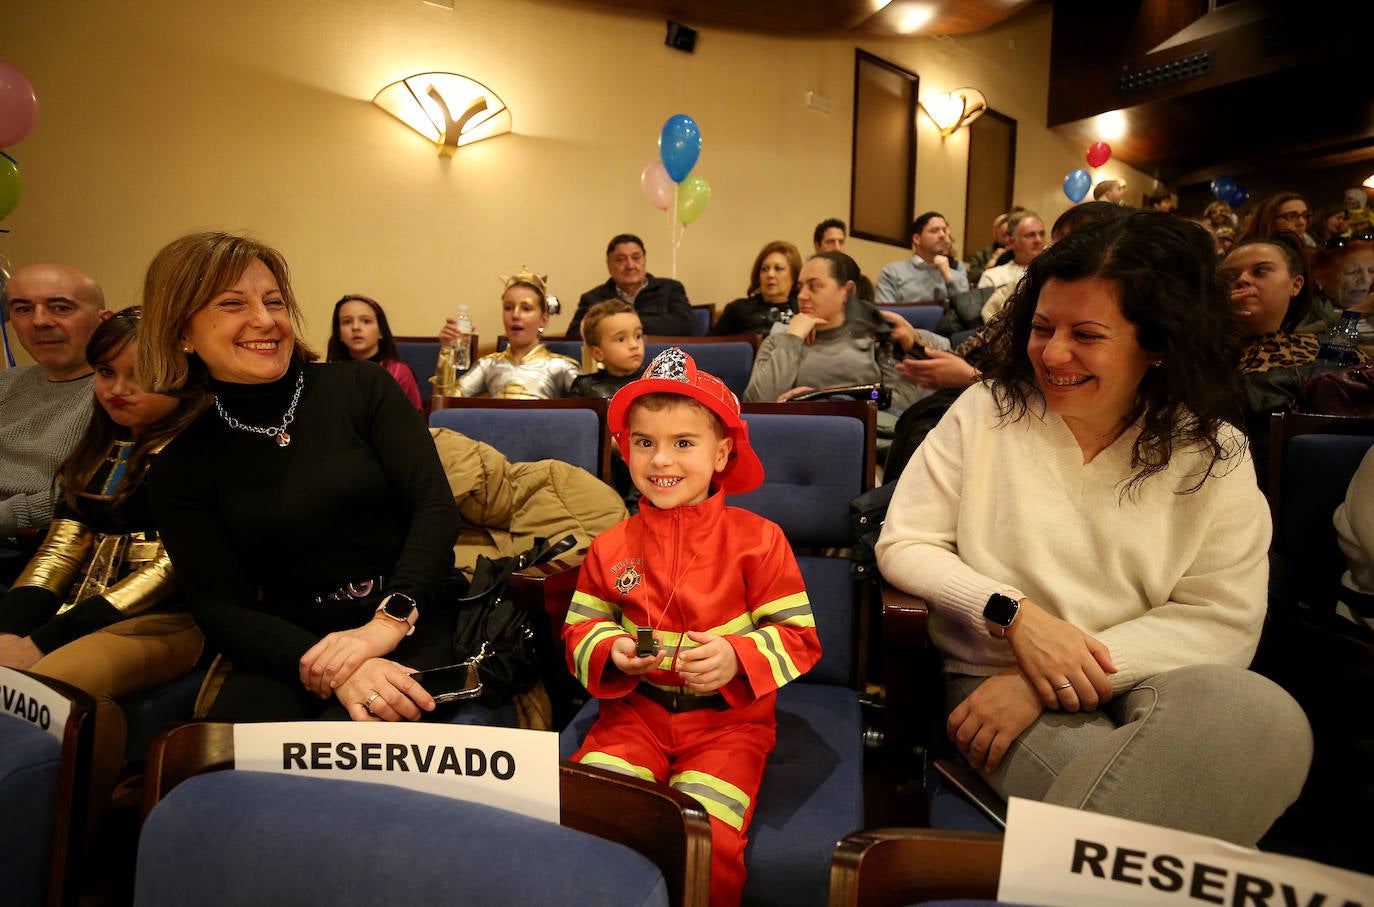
[455,344,581,399]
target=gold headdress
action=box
[500,265,548,297]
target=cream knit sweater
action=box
[875,383,1270,692]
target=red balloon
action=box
[1086,142,1112,168]
[0,62,39,148]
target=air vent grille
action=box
[1117,51,1214,94]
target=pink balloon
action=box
[640,160,674,211]
[0,62,38,148]
[1085,141,1112,168]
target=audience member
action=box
[813,218,876,299]
[569,299,645,399]
[1238,192,1313,246]
[1092,179,1125,204]
[874,212,969,303]
[1204,200,1237,233]
[967,212,1013,287]
[445,267,580,399]
[1,264,109,572]
[141,231,460,723]
[326,294,423,410]
[711,241,801,338]
[1311,230,1374,343]
[0,309,204,822]
[812,218,847,253]
[1145,188,1175,212]
[565,347,821,906]
[1309,204,1351,246]
[1343,187,1370,221]
[876,211,1311,846]
[977,212,1047,324]
[745,252,947,409]
[978,212,1045,290]
[566,235,692,338]
[1335,446,1374,632]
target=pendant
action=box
[276,432,291,448]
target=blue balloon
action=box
[1063,169,1090,203]
[1227,186,1249,208]
[1210,176,1236,201]
[658,114,701,183]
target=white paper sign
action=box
[233,722,560,824]
[0,666,74,742]
[999,798,1373,906]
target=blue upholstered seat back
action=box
[730,412,866,688]
[879,304,944,331]
[691,306,711,336]
[134,771,669,907]
[1282,434,1374,559]
[395,340,440,394]
[429,406,602,476]
[643,341,755,400]
[0,714,60,907]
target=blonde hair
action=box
[138,231,316,394]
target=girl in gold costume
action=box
[0,308,205,818]
[438,267,581,398]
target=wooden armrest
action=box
[830,828,1003,907]
[142,721,236,819]
[880,584,932,784]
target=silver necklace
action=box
[213,370,304,448]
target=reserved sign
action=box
[0,666,73,742]
[999,798,1372,906]
[233,722,560,824]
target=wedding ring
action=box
[365,692,381,714]
[1056,681,1073,691]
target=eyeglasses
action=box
[1274,211,1311,223]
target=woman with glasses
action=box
[1237,192,1315,247]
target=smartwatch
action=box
[376,592,418,636]
[983,592,1020,639]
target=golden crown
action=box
[500,265,548,296]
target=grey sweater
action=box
[743,326,946,411]
[0,366,94,536]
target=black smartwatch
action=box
[375,592,418,636]
[983,593,1020,639]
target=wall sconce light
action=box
[920,88,987,137]
[372,72,512,156]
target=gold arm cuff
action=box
[102,547,177,615]
[13,519,94,594]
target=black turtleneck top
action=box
[149,359,459,682]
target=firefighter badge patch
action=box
[614,564,643,596]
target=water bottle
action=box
[452,305,473,371]
[1316,310,1363,366]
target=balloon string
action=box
[671,183,679,278]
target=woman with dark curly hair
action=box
[876,212,1311,845]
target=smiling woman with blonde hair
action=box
[139,231,460,724]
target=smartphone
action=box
[636,627,658,658]
[408,661,483,704]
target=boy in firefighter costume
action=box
[563,348,821,905]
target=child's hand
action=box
[677,631,740,693]
[610,636,660,675]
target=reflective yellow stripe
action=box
[572,624,626,684]
[567,590,620,624]
[670,770,750,831]
[752,591,814,627]
[580,752,656,782]
[748,625,796,687]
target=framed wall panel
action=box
[962,108,1017,260]
[850,50,918,248]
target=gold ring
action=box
[1056,681,1073,691]
[365,692,382,713]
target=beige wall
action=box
[1,0,1152,364]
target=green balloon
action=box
[0,153,22,222]
[676,175,711,226]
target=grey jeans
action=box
[945,664,1313,846]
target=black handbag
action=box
[444,534,578,707]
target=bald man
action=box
[1,264,109,551]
